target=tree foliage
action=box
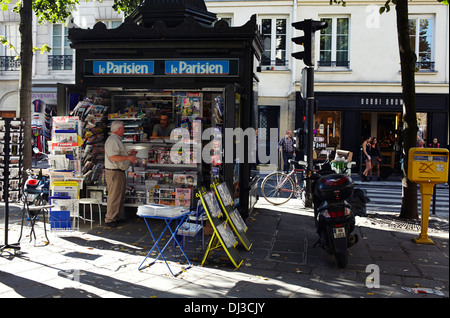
[0,0,142,175]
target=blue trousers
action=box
[282,152,294,172]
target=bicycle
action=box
[261,159,310,205]
[261,158,341,205]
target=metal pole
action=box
[432,184,436,215]
[304,65,315,208]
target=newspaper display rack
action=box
[197,186,243,269]
[211,177,252,251]
[48,116,82,230]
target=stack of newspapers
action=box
[136,203,188,217]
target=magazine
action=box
[216,182,233,207]
[216,221,237,248]
[185,173,197,188]
[230,208,248,232]
[177,222,202,236]
[147,188,159,204]
[173,174,186,186]
[175,188,191,207]
[159,188,175,205]
[204,191,221,218]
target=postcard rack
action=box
[0,117,24,253]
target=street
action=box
[256,171,449,216]
[357,181,449,216]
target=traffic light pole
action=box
[304,65,315,208]
[291,19,328,208]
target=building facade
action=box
[1,0,448,171]
[207,0,449,171]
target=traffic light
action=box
[293,128,305,151]
[291,19,328,66]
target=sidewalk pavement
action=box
[1,198,448,301]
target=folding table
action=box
[138,210,192,277]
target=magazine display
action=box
[230,208,248,232]
[204,191,221,218]
[73,92,110,186]
[49,116,82,176]
[216,221,237,248]
[216,182,233,206]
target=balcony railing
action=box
[317,60,350,68]
[0,56,21,71]
[48,55,73,70]
[260,56,289,69]
[416,61,435,72]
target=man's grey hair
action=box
[110,120,124,132]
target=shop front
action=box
[65,0,263,218]
[296,91,449,174]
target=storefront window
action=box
[417,112,427,145]
[313,111,341,158]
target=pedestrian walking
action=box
[278,130,295,173]
[370,137,382,181]
[361,136,372,181]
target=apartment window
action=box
[49,24,73,70]
[97,20,122,28]
[1,24,21,71]
[261,18,287,68]
[409,16,434,71]
[3,24,20,56]
[318,17,349,68]
[216,17,232,26]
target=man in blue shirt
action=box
[278,130,296,173]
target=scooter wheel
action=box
[335,252,348,268]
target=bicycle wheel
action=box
[261,172,294,205]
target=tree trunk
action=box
[396,0,418,219]
[19,0,33,177]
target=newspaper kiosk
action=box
[66,0,262,219]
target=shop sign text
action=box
[93,61,154,75]
[360,97,403,108]
[165,60,229,75]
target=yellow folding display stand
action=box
[197,186,243,269]
[211,177,252,251]
[407,148,449,245]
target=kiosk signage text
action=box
[165,60,229,75]
[85,59,238,77]
[93,61,154,75]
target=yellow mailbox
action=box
[408,148,449,245]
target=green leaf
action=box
[1,4,8,11]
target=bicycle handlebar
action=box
[288,159,307,167]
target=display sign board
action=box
[211,178,252,251]
[84,59,239,77]
[197,186,243,268]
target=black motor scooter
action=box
[312,173,358,268]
